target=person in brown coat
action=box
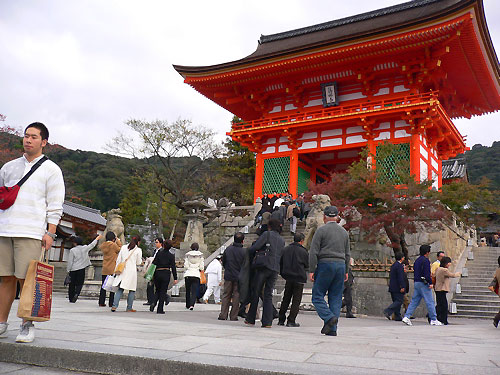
[434,256,460,325]
[98,231,122,307]
[489,256,500,328]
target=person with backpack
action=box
[245,219,285,328]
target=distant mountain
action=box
[0,131,143,212]
[463,141,500,188]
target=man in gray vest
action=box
[309,206,350,336]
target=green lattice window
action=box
[263,157,290,194]
[298,167,310,195]
[376,143,410,184]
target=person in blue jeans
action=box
[402,245,443,326]
[309,206,350,336]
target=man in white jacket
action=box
[0,122,65,343]
[203,256,222,304]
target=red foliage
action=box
[307,146,451,258]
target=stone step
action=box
[453,312,497,319]
[454,296,500,302]
[455,303,500,312]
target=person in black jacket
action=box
[245,219,285,328]
[218,232,246,321]
[150,239,178,314]
[278,232,309,327]
[383,252,406,321]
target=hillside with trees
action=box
[463,141,500,188]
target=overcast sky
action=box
[1,0,499,153]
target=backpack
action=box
[292,206,300,218]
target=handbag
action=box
[17,248,54,322]
[144,264,156,281]
[63,273,71,286]
[0,156,47,210]
[252,232,271,270]
[114,248,137,275]
[200,270,207,284]
[488,278,499,296]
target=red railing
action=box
[230,91,439,133]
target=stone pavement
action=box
[0,295,499,375]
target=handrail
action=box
[168,219,255,293]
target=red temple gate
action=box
[174,0,500,201]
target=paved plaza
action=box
[0,294,499,375]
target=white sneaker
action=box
[402,317,412,326]
[15,321,35,343]
[430,320,443,326]
[0,322,8,336]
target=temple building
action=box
[174,0,499,200]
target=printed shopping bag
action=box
[144,264,156,281]
[17,249,54,322]
[102,275,116,292]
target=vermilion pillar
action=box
[289,149,299,198]
[410,133,420,179]
[254,153,264,202]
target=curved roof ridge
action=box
[259,0,441,44]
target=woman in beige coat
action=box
[98,231,122,307]
[435,256,460,325]
[111,236,143,312]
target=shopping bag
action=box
[144,264,156,281]
[200,270,207,284]
[102,275,116,292]
[17,249,54,322]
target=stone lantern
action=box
[177,198,211,261]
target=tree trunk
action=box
[158,188,163,235]
[383,224,408,260]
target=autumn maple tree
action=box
[307,142,451,259]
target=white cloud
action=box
[0,0,498,152]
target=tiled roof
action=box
[259,0,440,44]
[62,201,107,226]
[442,157,467,180]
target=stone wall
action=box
[352,272,427,317]
[351,219,472,268]
[351,220,472,317]
[204,206,253,252]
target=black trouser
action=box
[246,268,277,326]
[153,270,171,313]
[435,291,449,324]
[99,275,115,306]
[147,281,155,304]
[68,268,86,302]
[185,276,200,308]
[343,282,353,314]
[384,291,404,319]
[278,280,304,324]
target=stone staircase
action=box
[170,218,310,304]
[452,246,500,319]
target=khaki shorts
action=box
[0,237,43,279]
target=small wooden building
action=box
[49,201,106,262]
